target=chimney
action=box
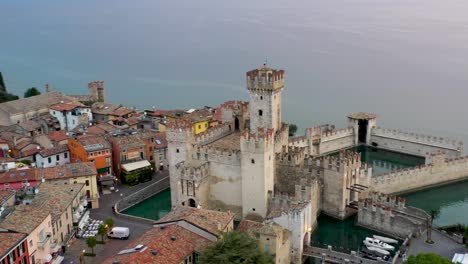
[45,84,51,93]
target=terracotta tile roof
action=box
[185,109,213,123]
[37,144,69,157]
[237,220,285,237]
[18,120,42,132]
[111,134,146,150]
[0,232,27,259]
[111,108,134,117]
[0,92,77,115]
[158,207,234,235]
[154,132,167,149]
[47,130,69,142]
[0,138,7,143]
[76,134,111,151]
[41,162,96,180]
[0,190,14,204]
[31,182,84,222]
[91,102,134,117]
[12,140,34,150]
[49,102,86,111]
[0,204,50,234]
[0,168,37,184]
[103,224,212,264]
[237,219,264,233]
[21,146,41,157]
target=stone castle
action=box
[167,64,468,263]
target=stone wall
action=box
[116,177,170,212]
[372,156,468,194]
[371,127,463,158]
[357,192,428,238]
[194,123,231,145]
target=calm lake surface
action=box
[2,0,468,144]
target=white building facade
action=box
[49,103,93,131]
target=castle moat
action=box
[123,147,467,255]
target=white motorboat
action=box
[363,237,395,251]
[366,246,390,256]
[373,235,398,244]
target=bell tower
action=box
[246,64,285,133]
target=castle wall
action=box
[269,202,312,264]
[371,127,463,158]
[372,156,468,194]
[357,193,428,238]
[319,127,355,154]
[194,123,231,145]
[207,158,243,216]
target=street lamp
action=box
[80,249,85,264]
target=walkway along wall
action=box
[115,176,170,224]
[370,127,463,158]
[371,155,468,194]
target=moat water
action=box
[123,148,468,256]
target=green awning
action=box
[97,167,110,173]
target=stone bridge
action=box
[303,246,399,264]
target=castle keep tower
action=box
[241,129,275,218]
[167,120,195,205]
[88,81,106,102]
[246,65,285,133]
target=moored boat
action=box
[373,235,398,244]
[363,237,395,251]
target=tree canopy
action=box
[404,253,452,264]
[86,236,97,255]
[24,87,41,98]
[0,91,19,103]
[289,123,298,137]
[199,231,274,264]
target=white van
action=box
[107,227,130,239]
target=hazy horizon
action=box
[2,0,468,144]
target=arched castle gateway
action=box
[167,64,467,263]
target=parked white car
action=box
[107,227,130,239]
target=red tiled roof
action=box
[49,102,85,111]
[47,130,69,142]
[42,162,96,180]
[0,190,14,204]
[154,132,167,149]
[103,224,212,264]
[237,220,264,233]
[158,207,234,235]
[0,232,27,259]
[76,134,112,150]
[111,108,134,117]
[0,138,7,144]
[38,144,69,157]
[0,168,37,184]
[21,146,41,157]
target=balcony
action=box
[38,235,50,250]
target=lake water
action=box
[2,0,468,144]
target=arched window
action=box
[260,96,263,100]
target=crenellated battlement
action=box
[167,119,193,130]
[246,65,285,91]
[194,123,231,145]
[288,136,307,147]
[176,161,210,181]
[277,146,307,166]
[314,151,361,172]
[220,100,249,111]
[268,192,311,219]
[194,145,241,165]
[360,192,406,209]
[321,127,354,142]
[372,127,463,151]
[241,128,275,151]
